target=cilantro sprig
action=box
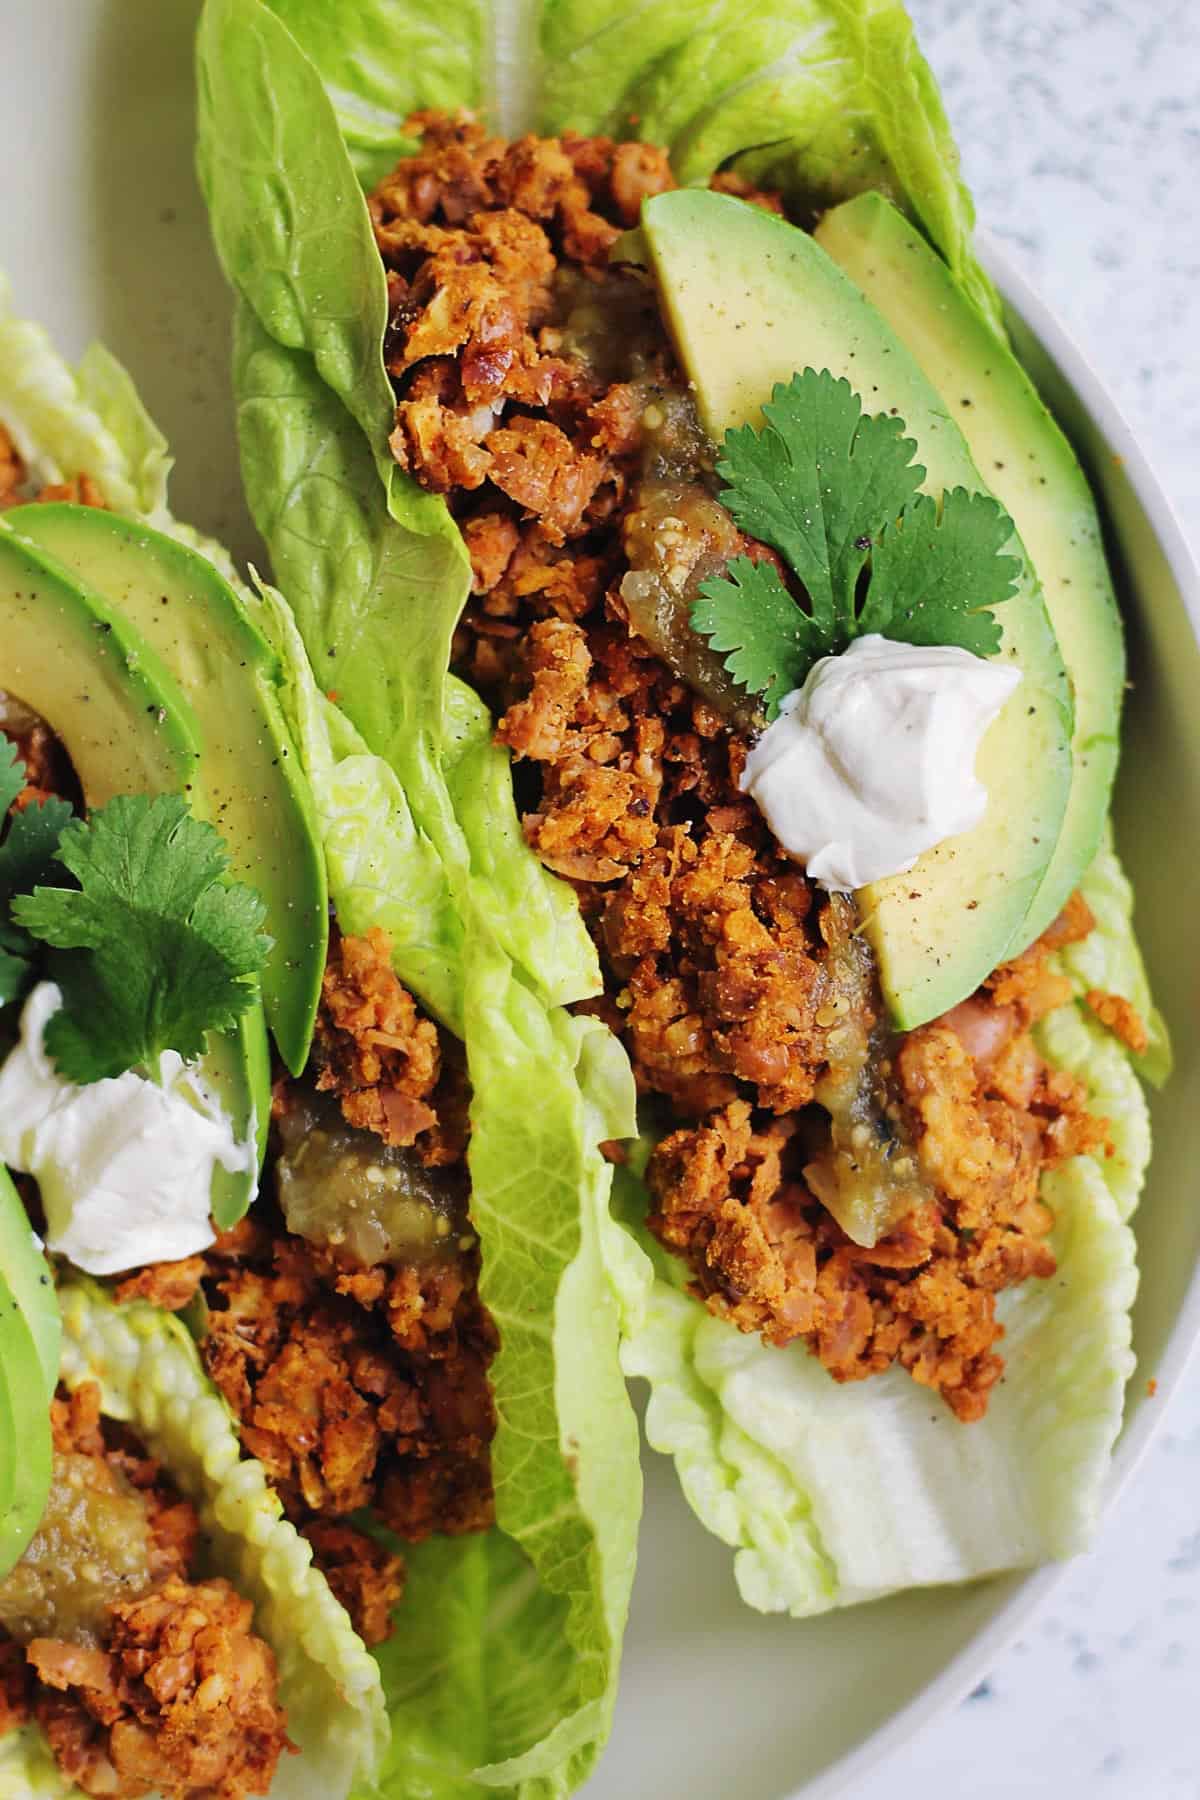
[2,756,271,1083]
[0,739,74,1004]
[690,369,1021,719]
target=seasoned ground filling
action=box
[0,421,106,512]
[370,113,1132,1422]
[124,930,496,1644]
[0,1384,289,1800]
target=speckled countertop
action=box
[854,5,1200,1796]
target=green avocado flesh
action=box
[640,189,1074,1028]
[204,1004,271,1229]
[0,526,199,802]
[9,504,328,1075]
[815,192,1124,951]
[0,1263,52,1579]
[0,1168,59,1405]
[0,528,266,1221]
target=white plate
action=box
[1,5,1196,1797]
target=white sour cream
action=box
[0,982,255,1275]
[740,634,1022,891]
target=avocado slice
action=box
[639,190,1074,1028]
[8,505,327,1075]
[0,1168,59,1404]
[0,527,198,801]
[814,192,1124,949]
[0,530,266,1221]
[0,1264,53,1578]
[204,999,270,1228]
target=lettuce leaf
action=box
[255,577,470,1034]
[262,580,646,1785]
[195,0,1002,371]
[52,1281,388,1800]
[259,581,641,1784]
[196,0,1006,987]
[0,1727,70,1800]
[262,0,487,187]
[412,950,642,1792]
[196,0,399,475]
[0,270,257,603]
[0,275,172,521]
[367,1534,579,1800]
[621,839,1152,1612]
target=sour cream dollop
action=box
[740,634,1022,891]
[0,982,256,1275]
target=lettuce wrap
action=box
[191,0,1163,1678]
[0,279,644,1795]
[2,1281,388,1800]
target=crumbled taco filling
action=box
[0,1383,290,1800]
[0,421,106,512]
[125,928,496,1645]
[368,112,1136,1422]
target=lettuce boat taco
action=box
[193,0,1169,1637]
[0,280,643,1795]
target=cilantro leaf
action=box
[12,794,272,1083]
[0,739,74,1007]
[0,936,31,1005]
[716,370,925,635]
[0,739,24,819]
[0,792,76,898]
[691,368,1019,710]
[692,557,829,722]
[859,487,1019,654]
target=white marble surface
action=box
[854,6,1200,1796]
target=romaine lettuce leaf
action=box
[259,585,642,1786]
[0,270,257,601]
[620,840,1151,1612]
[0,1727,70,1800]
[254,576,469,1034]
[263,0,486,187]
[0,275,172,521]
[366,1533,579,1799]
[54,1280,388,1800]
[195,0,1002,367]
[438,944,642,1791]
[1035,1002,1150,1224]
[196,0,399,476]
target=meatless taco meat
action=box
[0,1383,290,1800]
[122,926,497,1645]
[0,420,106,513]
[370,113,1132,1423]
